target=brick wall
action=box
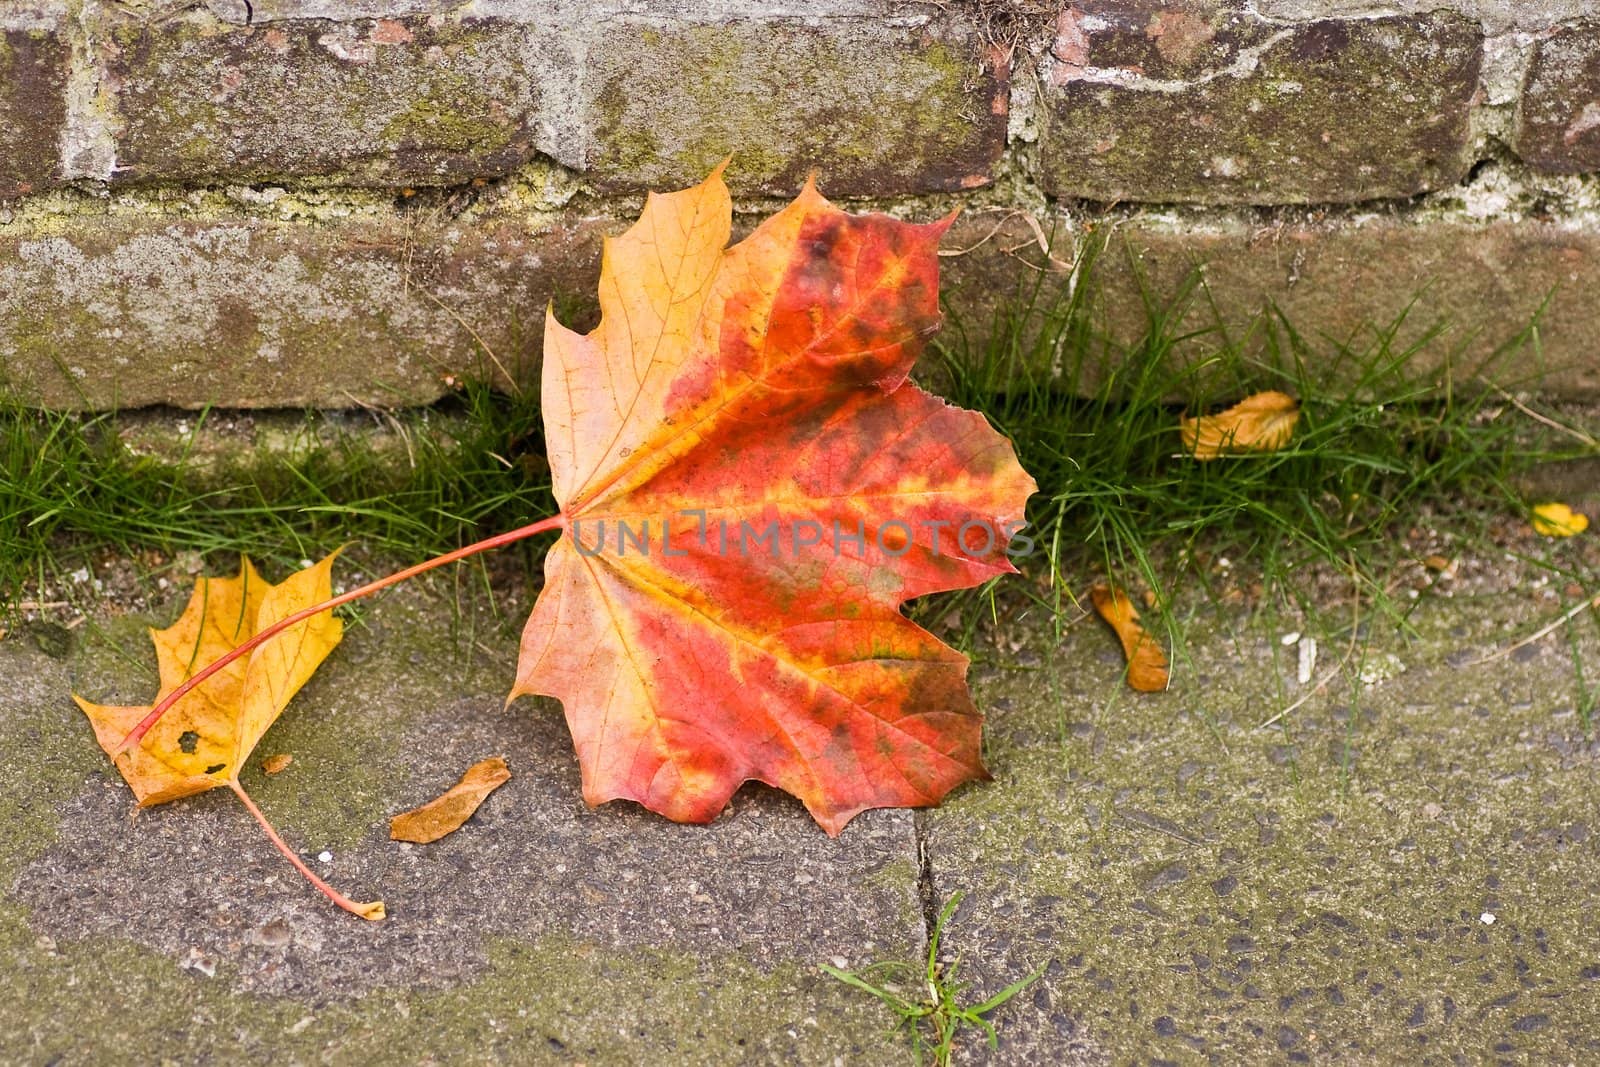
[1,0,1598,409]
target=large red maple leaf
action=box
[511,166,1036,833]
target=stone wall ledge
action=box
[4,154,1600,409]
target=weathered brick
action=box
[98,1,1006,195]
[937,212,1600,399]
[1515,20,1600,174]
[0,209,604,409]
[1256,1,1591,35]
[1038,4,1482,204]
[102,4,561,186]
[0,3,69,199]
[564,3,1008,196]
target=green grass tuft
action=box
[2,244,1595,645]
[925,238,1598,648]
[0,385,555,613]
[822,892,1042,1067]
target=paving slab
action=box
[926,578,1600,1062]
[0,580,923,1064]
[5,545,1599,1062]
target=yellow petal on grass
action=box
[1531,502,1589,538]
[390,757,512,844]
[1180,391,1301,460]
[1090,583,1170,692]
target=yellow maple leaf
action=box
[1530,502,1589,538]
[1180,391,1301,460]
[75,555,341,803]
[74,554,383,920]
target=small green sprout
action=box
[823,892,1046,1066]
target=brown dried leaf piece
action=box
[262,753,292,775]
[1180,391,1301,460]
[1090,583,1170,692]
[390,757,511,844]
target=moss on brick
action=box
[0,212,606,410]
[1040,11,1483,204]
[0,18,68,198]
[1515,19,1600,173]
[585,15,1004,196]
[104,10,542,186]
[383,91,514,157]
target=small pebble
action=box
[1297,637,1318,685]
[1480,912,1496,925]
[258,919,292,947]
[318,851,333,864]
[180,946,216,978]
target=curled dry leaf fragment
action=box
[1090,583,1170,693]
[1530,502,1589,538]
[1180,391,1301,460]
[390,757,511,844]
[262,753,293,775]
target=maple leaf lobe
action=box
[514,169,1035,835]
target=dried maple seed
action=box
[1090,583,1170,693]
[390,757,512,844]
